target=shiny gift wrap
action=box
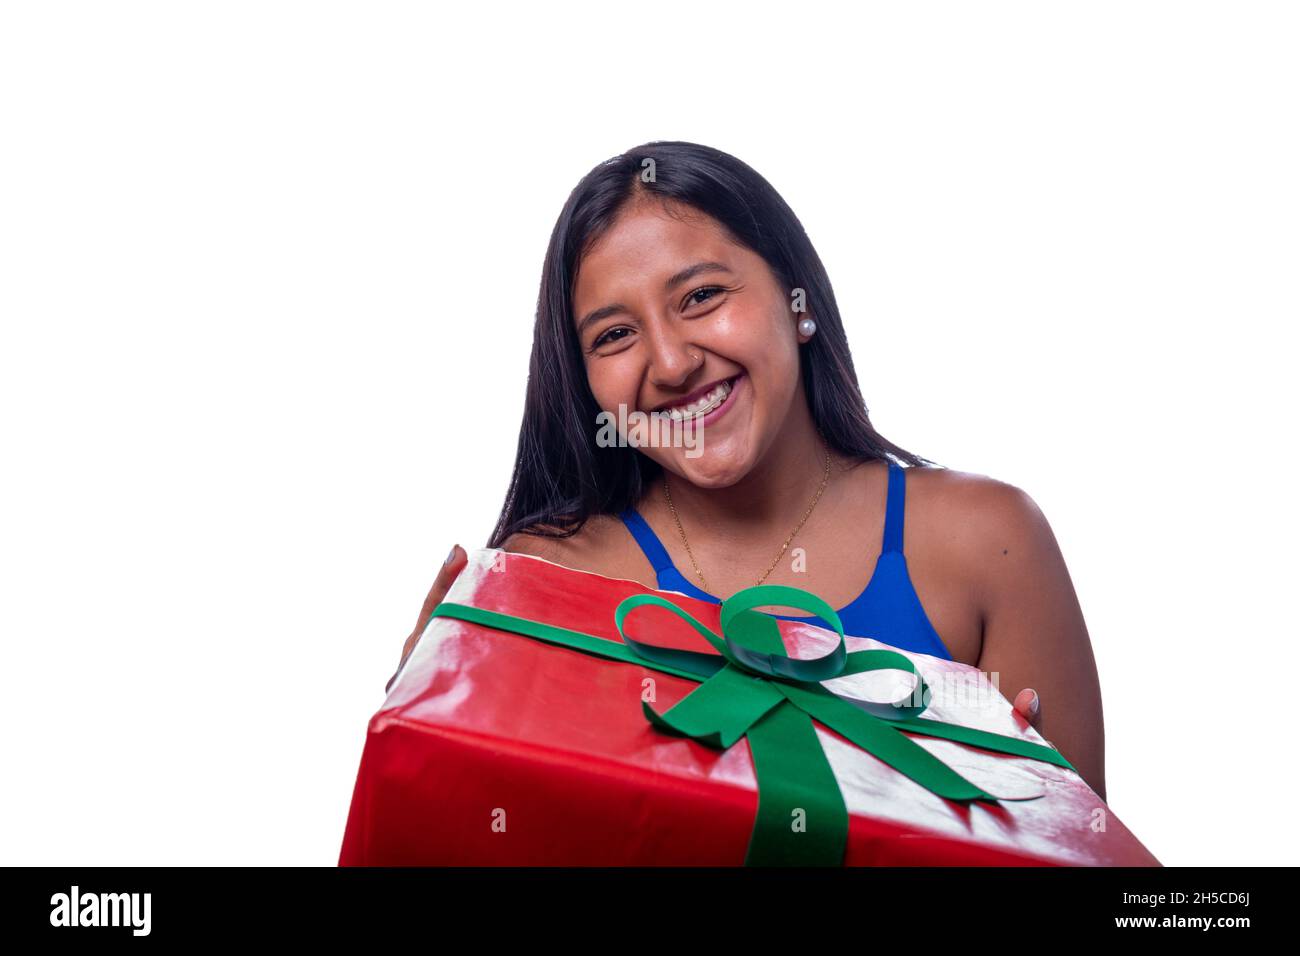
[339,549,1160,866]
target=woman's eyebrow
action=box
[576,262,735,335]
[663,261,733,291]
[577,303,626,336]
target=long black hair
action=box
[487,141,937,548]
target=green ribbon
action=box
[429,583,1075,866]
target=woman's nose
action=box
[643,322,702,387]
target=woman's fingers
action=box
[1013,687,1039,719]
[1011,688,1059,749]
[411,544,466,639]
[386,544,466,693]
[1013,687,1046,730]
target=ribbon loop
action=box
[718,584,848,682]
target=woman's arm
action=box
[960,479,1108,801]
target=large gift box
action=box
[339,548,1160,866]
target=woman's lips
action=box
[650,374,739,416]
[692,372,743,429]
[651,373,742,421]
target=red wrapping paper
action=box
[339,549,1160,866]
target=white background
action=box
[2,1,1295,866]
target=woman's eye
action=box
[590,289,727,350]
[593,327,632,349]
[685,286,725,308]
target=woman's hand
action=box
[385,544,466,693]
[1012,687,1055,746]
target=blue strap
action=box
[881,460,906,554]
[623,458,908,567]
[617,507,677,574]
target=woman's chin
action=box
[664,445,751,488]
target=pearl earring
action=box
[798,318,817,337]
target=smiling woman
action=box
[406,141,1105,800]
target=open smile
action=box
[652,374,743,422]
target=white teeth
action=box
[664,378,733,421]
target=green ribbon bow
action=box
[429,582,1075,866]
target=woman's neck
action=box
[651,401,855,544]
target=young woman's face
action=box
[572,197,811,488]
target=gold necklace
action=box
[663,438,833,595]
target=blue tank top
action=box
[616,460,953,661]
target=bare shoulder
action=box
[906,465,1064,611]
[911,466,1104,796]
[907,465,1046,529]
[499,512,657,588]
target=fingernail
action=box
[444,545,458,565]
[1028,690,1040,716]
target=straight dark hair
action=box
[487,141,937,548]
